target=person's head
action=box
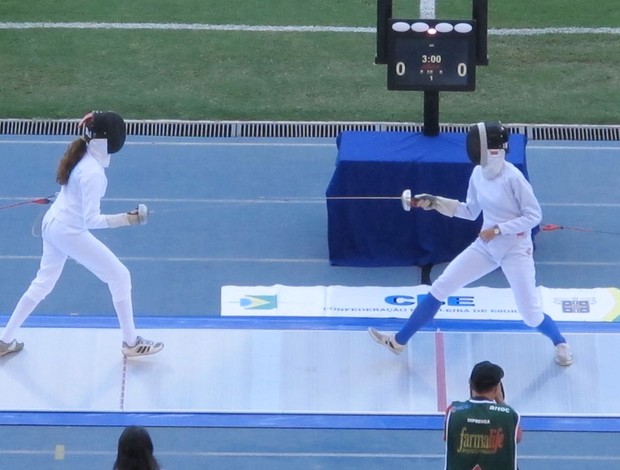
[85,111,126,154]
[113,425,160,470]
[469,360,504,398]
[56,111,127,185]
[466,121,509,180]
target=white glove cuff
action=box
[434,196,459,217]
[106,213,131,228]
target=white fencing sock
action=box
[113,298,138,346]
[1,296,38,343]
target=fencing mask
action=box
[87,112,126,154]
[466,121,509,179]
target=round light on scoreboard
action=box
[391,21,411,32]
[435,22,454,33]
[454,22,474,33]
[410,22,430,32]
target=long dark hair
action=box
[113,426,161,470]
[56,137,88,185]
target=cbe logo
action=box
[385,294,475,307]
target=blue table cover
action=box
[326,131,528,267]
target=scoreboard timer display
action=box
[387,20,477,92]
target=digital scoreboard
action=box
[387,20,477,92]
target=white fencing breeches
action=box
[2,214,138,345]
[25,215,132,303]
[429,233,544,327]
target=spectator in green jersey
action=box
[444,361,523,470]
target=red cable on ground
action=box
[0,195,55,211]
[540,224,620,236]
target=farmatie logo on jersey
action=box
[239,295,278,310]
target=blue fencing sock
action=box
[395,293,443,345]
[536,314,566,345]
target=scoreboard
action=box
[387,20,477,92]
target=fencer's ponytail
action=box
[56,137,88,185]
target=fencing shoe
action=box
[368,328,406,355]
[122,336,164,357]
[555,342,573,366]
[0,339,24,357]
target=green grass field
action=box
[0,0,618,124]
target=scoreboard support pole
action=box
[423,91,440,136]
[375,0,391,64]
[473,0,489,65]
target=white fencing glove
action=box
[413,193,436,210]
[106,204,149,227]
[413,193,459,217]
[128,204,148,225]
[402,189,439,212]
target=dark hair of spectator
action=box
[113,426,161,470]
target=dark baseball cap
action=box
[470,361,504,391]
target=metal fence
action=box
[0,119,618,140]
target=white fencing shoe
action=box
[368,328,406,355]
[555,342,573,366]
[0,339,24,357]
[122,336,164,357]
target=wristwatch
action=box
[493,226,501,236]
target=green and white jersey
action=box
[444,398,520,470]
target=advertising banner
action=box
[221,285,620,322]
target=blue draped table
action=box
[326,131,529,267]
